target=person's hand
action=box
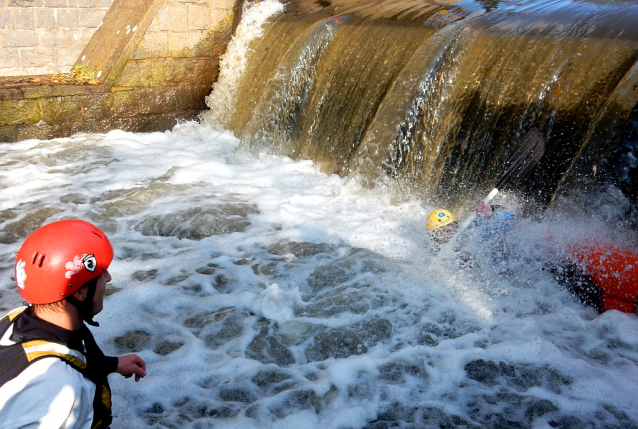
[116,354,146,382]
[473,200,493,218]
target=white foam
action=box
[0,123,637,428]
[201,0,285,128]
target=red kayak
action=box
[566,241,638,314]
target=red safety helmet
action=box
[15,219,114,304]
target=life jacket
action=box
[0,307,113,429]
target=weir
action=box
[202,0,638,224]
[3,2,638,427]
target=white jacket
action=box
[0,313,96,429]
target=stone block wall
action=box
[0,0,114,76]
[0,0,241,143]
[102,0,237,131]
[134,0,236,60]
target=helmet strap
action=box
[66,277,100,327]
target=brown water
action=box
[208,0,638,221]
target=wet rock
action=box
[145,415,190,428]
[254,261,279,275]
[278,321,322,346]
[548,415,590,429]
[343,250,394,275]
[358,318,393,344]
[508,365,573,393]
[418,333,439,346]
[113,330,152,353]
[306,327,367,361]
[104,284,122,297]
[411,406,485,429]
[423,412,481,429]
[305,250,394,298]
[208,405,239,419]
[245,403,272,421]
[134,203,259,240]
[419,322,444,337]
[378,362,406,384]
[213,273,232,293]
[269,240,336,258]
[599,404,638,429]
[0,209,17,223]
[0,207,64,244]
[465,389,564,428]
[196,266,217,275]
[482,413,527,429]
[302,288,371,317]
[378,359,428,384]
[132,269,158,281]
[182,283,204,294]
[154,340,184,356]
[307,264,353,294]
[157,397,239,427]
[251,367,293,388]
[60,193,88,204]
[183,312,216,330]
[270,389,324,419]
[525,399,560,419]
[305,319,392,361]
[246,325,295,366]
[219,387,257,403]
[207,405,240,418]
[145,402,164,414]
[185,309,246,349]
[371,402,417,425]
[205,317,244,347]
[179,271,233,295]
[585,348,611,364]
[165,274,190,285]
[465,359,515,386]
[97,183,183,217]
[362,422,400,429]
[193,421,215,429]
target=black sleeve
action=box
[102,355,119,374]
[81,325,119,374]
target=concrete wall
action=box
[0,0,114,76]
[134,0,234,60]
[0,0,240,142]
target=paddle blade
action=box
[495,128,546,190]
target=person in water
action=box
[426,200,514,245]
[426,201,603,311]
[0,219,147,429]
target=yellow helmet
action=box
[426,209,457,232]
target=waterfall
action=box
[201,0,638,226]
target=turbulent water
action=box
[1,124,637,429]
[202,0,638,224]
[1,0,638,427]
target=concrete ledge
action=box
[0,56,218,137]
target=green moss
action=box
[0,125,18,143]
[41,96,82,124]
[213,11,234,33]
[150,59,186,86]
[0,99,42,126]
[116,61,153,87]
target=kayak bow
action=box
[567,241,638,313]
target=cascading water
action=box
[203,0,638,224]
